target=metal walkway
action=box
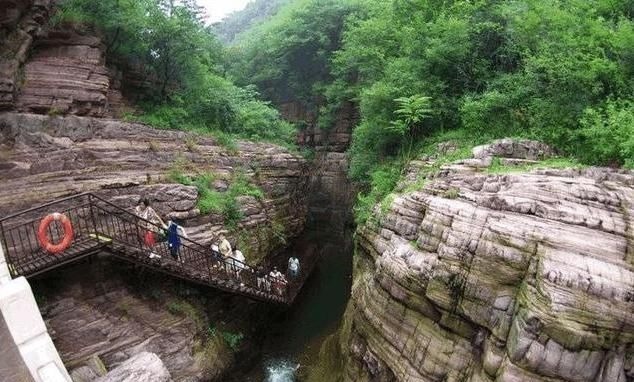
[0,193,318,305]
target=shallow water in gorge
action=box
[230,228,353,381]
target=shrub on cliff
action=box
[54,0,298,147]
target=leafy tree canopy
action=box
[228,0,633,180]
[54,0,296,146]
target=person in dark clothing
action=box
[166,219,187,261]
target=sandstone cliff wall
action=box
[341,140,634,382]
[0,0,134,117]
[0,112,309,262]
[284,100,358,243]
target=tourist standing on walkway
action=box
[270,267,287,296]
[135,197,166,259]
[232,245,246,285]
[256,266,269,292]
[167,219,187,262]
[218,234,233,272]
[218,234,232,258]
[135,197,167,229]
[210,243,223,269]
[287,256,300,279]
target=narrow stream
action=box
[232,228,353,381]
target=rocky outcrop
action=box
[0,111,309,263]
[95,352,172,382]
[290,100,358,239]
[15,29,113,117]
[341,140,634,382]
[0,1,133,117]
[0,0,52,111]
[35,255,236,382]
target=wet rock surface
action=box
[342,140,634,382]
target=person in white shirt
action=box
[218,234,232,258]
[134,197,166,259]
[287,256,300,279]
[135,198,166,229]
[269,266,287,296]
[232,246,246,285]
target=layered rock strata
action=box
[15,29,112,116]
[35,258,232,382]
[1,0,132,117]
[291,100,358,237]
[0,112,309,262]
[0,0,52,110]
[342,140,634,382]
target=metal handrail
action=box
[0,192,293,302]
[87,194,289,287]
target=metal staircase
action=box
[0,193,316,305]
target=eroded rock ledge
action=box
[342,140,634,382]
[0,111,309,262]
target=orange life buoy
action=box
[37,213,74,254]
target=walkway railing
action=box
[0,193,316,305]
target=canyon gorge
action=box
[0,1,633,382]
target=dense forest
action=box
[57,0,633,223]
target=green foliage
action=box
[167,299,205,331]
[390,96,433,136]
[487,156,585,174]
[55,0,298,148]
[576,100,634,168]
[443,188,460,200]
[353,163,401,226]
[168,167,193,186]
[220,331,244,351]
[228,0,369,103]
[205,325,244,352]
[169,169,264,230]
[213,0,291,44]
[271,218,287,245]
[229,0,633,188]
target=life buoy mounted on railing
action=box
[37,213,74,254]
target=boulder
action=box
[95,352,171,382]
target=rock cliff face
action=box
[1,0,132,117]
[0,0,52,111]
[286,100,358,241]
[341,140,634,382]
[34,257,234,382]
[0,112,309,260]
[0,3,314,381]
[16,29,113,117]
[0,111,308,380]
